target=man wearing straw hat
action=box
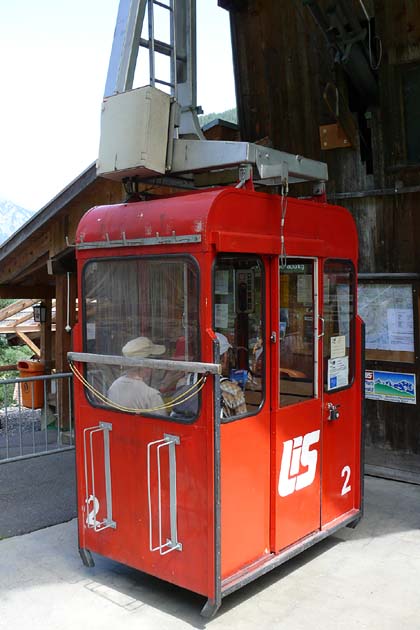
[216,332,247,418]
[107,337,168,415]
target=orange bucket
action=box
[17,361,45,409]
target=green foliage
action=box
[0,335,32,364]
[0,299,16,309]
[0,337,32,405]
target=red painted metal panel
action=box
[272,400,322,551]
[73,187,362,606]
[220,402,271,577]
[321,315,363,525]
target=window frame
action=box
[278,257,318,408]
[212,253,266,424]
[81,253,202,423]
[323,258,356,394]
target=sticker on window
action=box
[330,335,346,359]
[327,356,349,390]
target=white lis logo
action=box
[278,430,320,497]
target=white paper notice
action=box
[331,335,346,359]
[215,303,229,328]
[215,270,229,295]
[297,274,312,305]
[336,283,350,343]
[327,356,349,390]
[387,308,414,352]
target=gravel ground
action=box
[0,406,42,435]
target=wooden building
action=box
[0,166,122,375]
[220,0,420,481]
[1,1,419,480]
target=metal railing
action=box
[0,372,74,463]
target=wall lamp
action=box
[33,302,47,323]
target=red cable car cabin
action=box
[70,186,364,617]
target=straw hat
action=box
[216,332,231,356]
[122,337,166,358]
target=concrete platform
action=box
[1,476,420,629]
[0,449,76,538]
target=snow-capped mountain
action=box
[0,198,34,245]
[375,376,415,395]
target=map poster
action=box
[365,370,416,405]
[387,308,414,351]
[358,284,414,352]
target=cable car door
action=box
[320,259,360,526]
[272,258,322,551]
[213,254,271,578]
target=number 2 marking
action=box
[86,494,100,526]
[341,465,352,496]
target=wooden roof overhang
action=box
[0,298,58,356]
[0,122,242,301]
[0,164,123,299]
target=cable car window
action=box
[323,260,355,391]
[279,260,315,407]
[213,256,264,420]
[82,256,200,420]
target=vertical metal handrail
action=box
[83,422,117,532]
[43,379,48,452]
[68,377,74,446]
[201,338,222,618]
[4,383,10,459]
[18,385,23,457]
[147,437,166,551]
[147,434,182,555]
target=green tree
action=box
[0,336,32,405]
[0,299,16,309]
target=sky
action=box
[0,1,236,211]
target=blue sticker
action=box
[330,376,337,389]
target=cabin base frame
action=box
[201,508,361,618]
[79,547,95,568]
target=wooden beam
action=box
[13,298,57,326]
[0,285,55,299]
[0,232,49,284]
[16,331,40,357]
[40,299,53,372]
[9,253,50,284]
[0,299,39,322]
[56,273,77,430]
[14,311,35,326]
[0,364,17,372]
[0,324,56,334]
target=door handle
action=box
[318,315,325,339]
[327,402,341,421]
